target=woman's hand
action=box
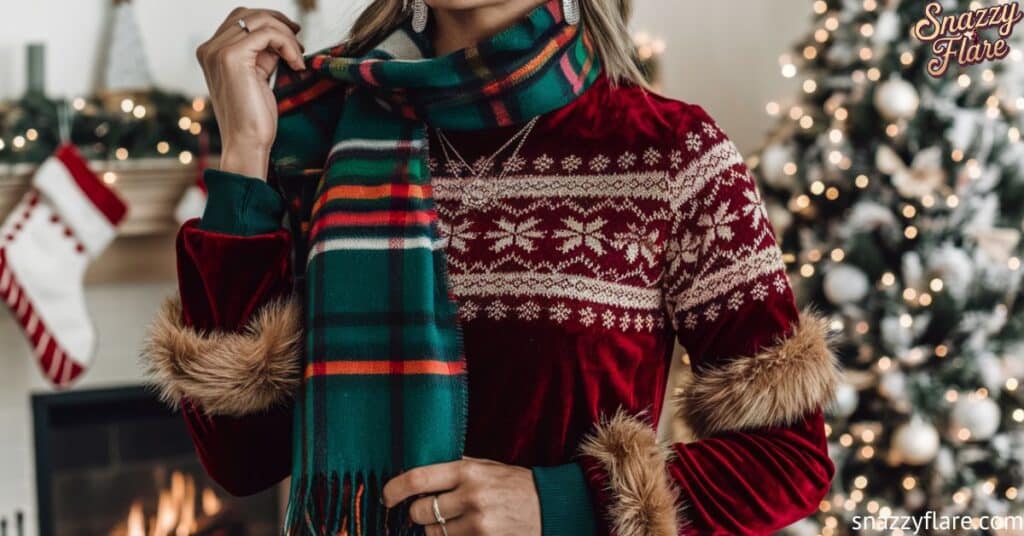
[196,7,306,180]
[383,457,541,536]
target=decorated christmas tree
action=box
[748,1,1024,534]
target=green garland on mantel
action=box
[0,89,221,166]
[0,0,659,168]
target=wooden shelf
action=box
[0,157,213,284]
[0,157,206,236]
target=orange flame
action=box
[201,487,221,518]
[112,471,208,536]
[127,501,145,536]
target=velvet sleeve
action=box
[144,169,302,496]
[576,106,841,535]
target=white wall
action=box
[0,1,810,534]
[630,0,810,151]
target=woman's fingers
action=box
[384,460,540,534]
[220,14,306,73]
[424,516,475,536]
[408,491,468,526]
[204,8,302,62]
[225,11,302,42]
[227,27,305,71]
[208,13,304,60]
[198,17,304,80]
[200,14,298,61]
[382,460,467,507]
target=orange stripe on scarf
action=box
[312,183,433,216]
[305,360,467,378]
[482,25,577,97]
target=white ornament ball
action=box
[977,353,1006,393]
[823,264,870,305]
[759,144,797,189]
[766,200,793,237]
[874,77,920,121]
[891,416,940,465]
[949,395,1001,441]
[878,370,907,400]
[829,382,859,418]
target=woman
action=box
[144,0,842,534]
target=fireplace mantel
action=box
[0,157,216,283]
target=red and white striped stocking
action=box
[0,144,128,387]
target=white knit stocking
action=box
[0,145,127,387]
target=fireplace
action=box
[32,386,286,536]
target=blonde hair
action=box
[345,0,648,88]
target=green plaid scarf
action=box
[269,1,600,533]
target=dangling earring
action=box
[412,0,429,33]
[562,0,580,25]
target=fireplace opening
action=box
[32,386,285,536]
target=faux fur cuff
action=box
[579,410,683,536]
[143,295,303,416]
[676,308,842,439]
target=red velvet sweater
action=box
[152,73,839,535]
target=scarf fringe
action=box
[284,471,425,535]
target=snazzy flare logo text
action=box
[912,1,1023,77]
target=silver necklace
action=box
[435,116,539,211]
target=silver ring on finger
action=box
[432,495,447,525]
[432,495,449,535]
[238,18,251,33]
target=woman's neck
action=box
[431,0,548,55]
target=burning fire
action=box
[111,471,222,536]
